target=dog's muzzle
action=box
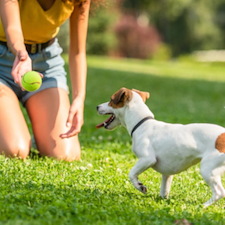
[96,106,116,129]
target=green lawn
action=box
[0,56,225,225]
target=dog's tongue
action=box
[96,115,113,129]
[96,123,104,128]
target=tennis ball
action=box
[22,71,42,92]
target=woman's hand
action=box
[11,49,32,88]
[60,97,84,138]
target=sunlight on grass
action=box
[87,56,225,82]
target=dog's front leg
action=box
[160,175,173,198]
[129,157,156,194]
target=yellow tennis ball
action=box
[22,71,42,92]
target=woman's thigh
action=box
[0,84,31,158]
[25,88,81,161]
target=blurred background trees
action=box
[58,0,225,59]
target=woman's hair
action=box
[62,0,105,13]
[62,0,104,5]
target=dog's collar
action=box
[130,116,153,137]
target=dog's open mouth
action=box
[96,114,115,129]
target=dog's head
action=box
[96,87,150,130]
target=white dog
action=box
[96,87,225,207]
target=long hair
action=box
[74,0,104,3]
[62,0,104,5]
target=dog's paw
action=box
[138,182,147,194]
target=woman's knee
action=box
[43,147,81,161]
[61,149,81,161]
[1,140,31,159]
[52,145,81,161]
[37,137,81,161]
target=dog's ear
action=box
[109,87,133,108]
[132,89,150,102]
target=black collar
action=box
[130,116,153,137]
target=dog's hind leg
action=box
[160,175,173,198]
[200,155,225,207]
[129,157,156,194]
[202,174,225,207]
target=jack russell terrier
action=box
[96,87,225,207]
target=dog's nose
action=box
[96,106,99,111]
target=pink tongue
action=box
[96,115,113,129]
[96,123,104,128]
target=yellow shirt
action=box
[0,0,75,44]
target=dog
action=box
[96,87,225,207]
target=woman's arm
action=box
[0,0,25,54]
[69,0,90,101]
[60,0,91,138]
[0,0,31,85]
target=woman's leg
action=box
[0,84,31,158]
[25,88,81,161]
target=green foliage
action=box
[121,0,225,56]
[87,6,118,55]
[58,0,224,58]
[1,56,225,224]
[151,43,172,61]
[57,21,69,53]
[57,2,118,55]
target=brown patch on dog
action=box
[109,87,133,108]
[132,89,150,102]
[215,133,225,153]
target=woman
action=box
[0,0,95,161]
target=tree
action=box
[120,0,225,56]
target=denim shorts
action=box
[0,39,69,105]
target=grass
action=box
[1,56,225,225]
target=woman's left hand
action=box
[60,97,84,138]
